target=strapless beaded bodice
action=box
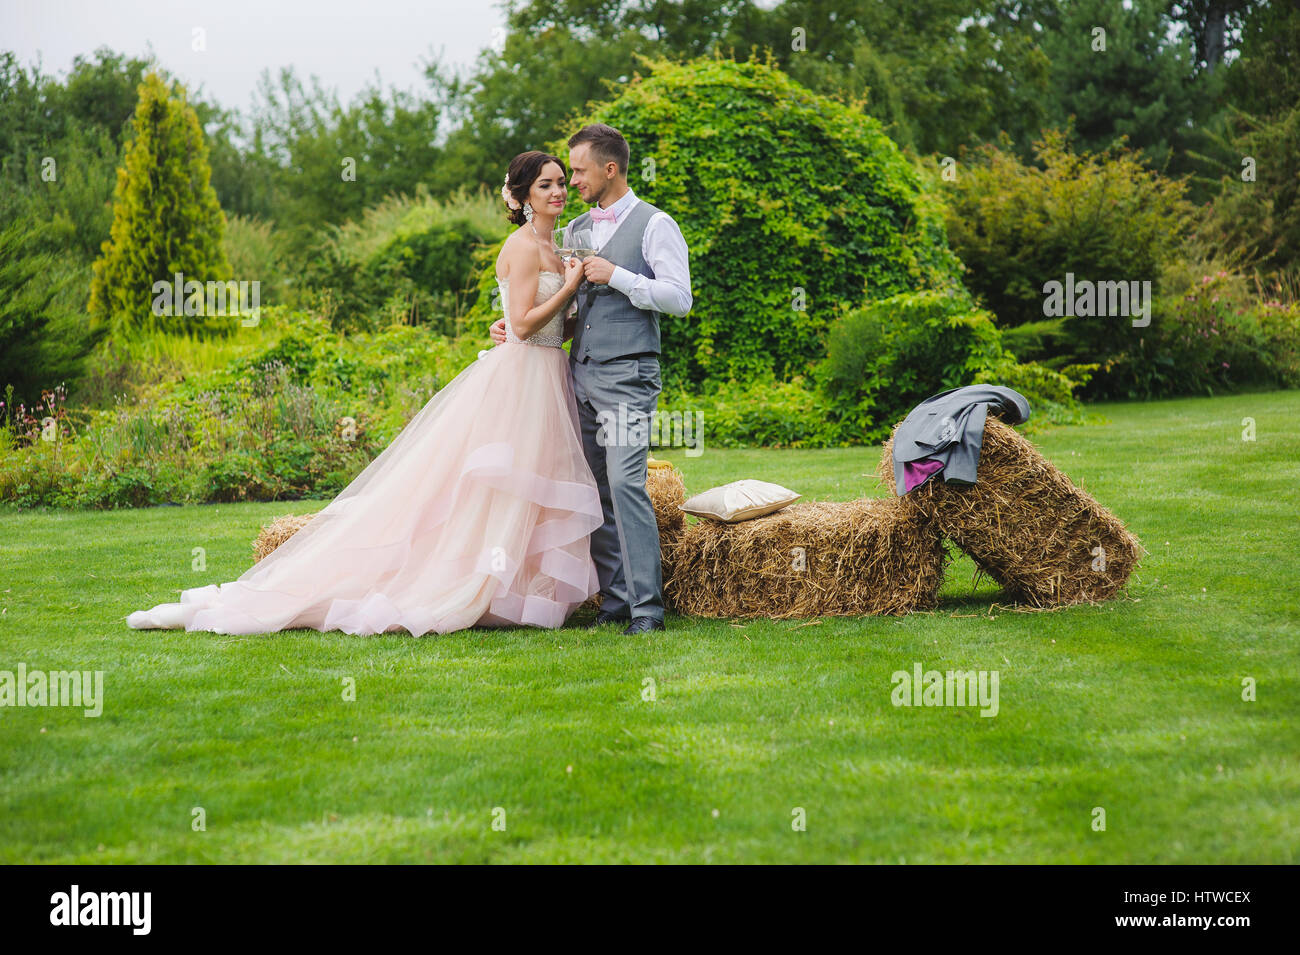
[500,270,568,348]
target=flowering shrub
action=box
[1097,271,1300,398]
[0,313,488,508]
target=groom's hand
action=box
[583,256,615,285]
[489,318,506,345]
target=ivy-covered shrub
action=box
[524,56,965,392]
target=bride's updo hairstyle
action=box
[502,151,567,226]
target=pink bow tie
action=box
[589,205,618,222]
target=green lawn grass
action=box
[1,391,1297,863]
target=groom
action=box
[490,123,692,635]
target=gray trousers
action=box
[570,354,664,622]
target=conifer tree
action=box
[88,72,231,336]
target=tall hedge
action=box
[88,72,231,338]
[545,56,966,391]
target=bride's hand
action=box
[562,255,584,290]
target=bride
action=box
[127,151,600,636]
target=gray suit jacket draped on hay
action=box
[890,385,1031,494]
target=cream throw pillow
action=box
[680,479,801,523]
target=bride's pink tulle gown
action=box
[127,270,602,636]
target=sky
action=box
[1,0,509,113]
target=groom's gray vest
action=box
[570,199,662,364]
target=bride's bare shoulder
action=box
[496,229,542,282]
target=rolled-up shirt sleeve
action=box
[607,212,693,317]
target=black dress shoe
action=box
[584,610,631,630]
[622,617,666,635]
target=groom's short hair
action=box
[569,123,629,176]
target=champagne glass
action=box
[552,227,571,260]
[568,227,598,260]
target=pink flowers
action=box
[500,174,520,211]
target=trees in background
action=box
[1,0,1297,407]
[1036,0,1207,177]
[430,0,1260,190]
[230,68,445,255]
[0,221,88,402]
[1193,0,1300,276]
[0,49,156,398]
[428,0,1061,179]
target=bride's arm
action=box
[503,247,582,339]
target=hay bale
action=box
[664,496,947,618]
[647,463,686,546]
[878,417,1145,608]
[251,512,317,564]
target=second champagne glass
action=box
[568,227,598,260]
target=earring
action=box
[523,202,534,223]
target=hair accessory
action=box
[501,174,520,210]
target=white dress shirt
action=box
[566,187,693,318]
